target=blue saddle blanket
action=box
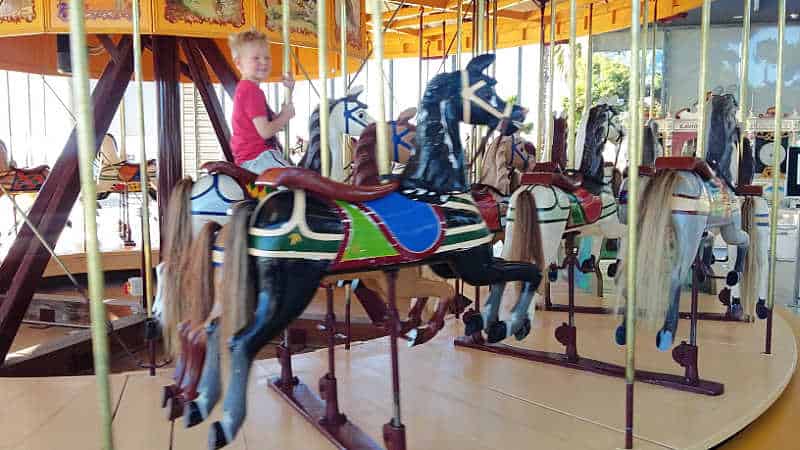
[363,192,441,253]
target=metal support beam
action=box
[195,38,240,100]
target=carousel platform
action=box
[0,288,795,450]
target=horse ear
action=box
[397,107,417,123]
[466,54,495,74]
[346,85,365,98]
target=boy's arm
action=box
[252,104,294,140]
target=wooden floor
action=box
[0,289,794,450]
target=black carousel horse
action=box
[208,54,541,448]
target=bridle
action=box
[342,98,371,135]
[461,70,517,126]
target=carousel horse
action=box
[96,156,158,200]
[495,103,626,309]
[160,97,438,428]
[614,93,766,351]
[207,54,539,448]
[299,85,375,182]
[351,107,418,183]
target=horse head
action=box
[705,93,739,188]
[577,103,617,193]
[401,54,527,199]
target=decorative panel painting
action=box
[154,0,253,37]
[334,0,364,57]
[48,0,153,34]
[0,0,45,35]
[261,0,318,48]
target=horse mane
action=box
[578,105,608,194]
[298,96,350,173]
[705,94,738,188]
[642,120,661,166]
[479,134,514,194]
[551,117,568,170]
[184,221,221,325]
[352,123,379,186]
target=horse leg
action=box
[210,259,327,449]
[448,245,542,343]
[657,215,706,351]
[719,214,749,319]
[162,321,190,407]
[185,320,221,428]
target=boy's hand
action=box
[281,74,295,90]
[282,102,296,119]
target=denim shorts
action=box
[240,149,290,174]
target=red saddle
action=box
[519,172,581,193]
[735,185,763,196]
[202,161,257,191]
[622,165,656,178]
[12,165,49,175]
[531,161,561,173]
[654,157,714,180]
[470,185,502,232]
[257,167,399,203]
[572,188,603,224]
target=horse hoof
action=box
[726,271,740,287]
[184,401,205,428]
[656,330,674,352]
[463,311,483,336]
[729,303,744,321]
[486,321,507,344]
[756,299,770,320]
[607,263,618,278]
[161,385,177,408]
[513,318,531,341]
[615,324,626,346]
[209,422,229,450]
[548,267,558,282]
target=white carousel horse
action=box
[614,93,767,351]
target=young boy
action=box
[228,30,295,173]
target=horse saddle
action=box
[256,167,400,203]
[622,165,656,177]
[470,184,502,233]
[202,161,257,190]
[655,157,714,180]
[519,172,581,193]
[735,185,763,196]
[12,165,49,175]
[569,188,603,225]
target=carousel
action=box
[0,0,797,449]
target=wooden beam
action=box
[195,38,239,100]
[181,38,234,162]
[142,37,193,80]
[385,0,448,9]
[152,37,183,237]
[0,36,135,363]
[96,35,121,65]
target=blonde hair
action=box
[228,29,269,59]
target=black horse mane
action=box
[705,93,739,188]
[578,104,615,195]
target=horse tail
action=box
[633,170,682,330]
[221,201,257,351]
[740,196,761,318]
[161,177,195,357]
[504,189,544,292]
[185,221,222,326]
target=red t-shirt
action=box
[231,79,279,164]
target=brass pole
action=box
[649,0,658,119]
[585,3,593,111]
[318,0,330,177]
[640,0,649,119]
[567,0,577,169]
[767,0,787,315]
[625,0,642,446]
[119,99,127,158]
[476,0,485,53]
[544,0,556,162]
[283,0,292,159]
[418,7,424,99]
[133,0,154,318]
[738,0,752,173]
[339,0,349,170]
[456,0,463,69]
[69,0,114,446]
[536,3,546,153]
[373,0,391,176]
[696,0,711,158]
